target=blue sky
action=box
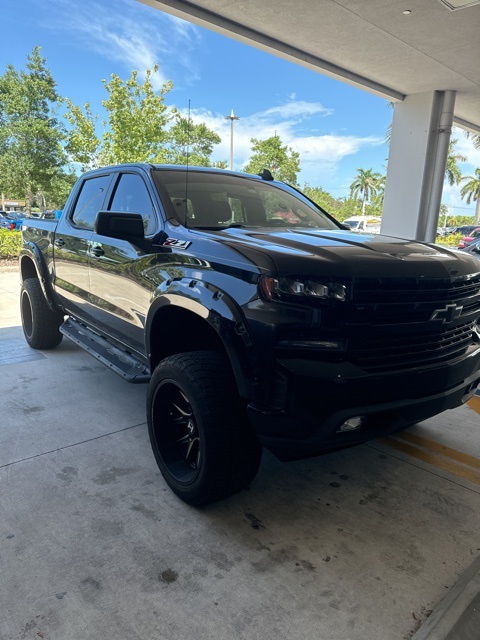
[1,0,478,216]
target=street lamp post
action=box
[224,110,239,170]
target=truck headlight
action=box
[259,276,348,302]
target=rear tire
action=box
[147,351,262,505]
[20,278,64,349]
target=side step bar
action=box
[60,318,150,383]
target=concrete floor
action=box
[1,267,479,640]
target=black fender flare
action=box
[145,278,259,399]
[19,243,62,314]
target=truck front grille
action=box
[353,274,480,304]
[345,275,480,371]
[349,275,480,325]
[349,320,477,372]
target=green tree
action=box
[65,66,172,167]
[164,114,221,166]
[64,100,100,171]
[100,66,172,165]
[336,197,363,220]
[460,168,480,225]
[445,139,467,186]
[44,168,78,208]
[302,184,338,213]
[212,159,229,169]
[0,47,66,214]
[349,168,383,214]
[244,135,300,185]
[65,65,221,169]
[466,132,480,150]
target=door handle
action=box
[90,246,105,257]
[54,238,65,248]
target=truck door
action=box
[87,170,161,356]
[53,173,113,324]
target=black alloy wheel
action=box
[147,351,262,506]
[154,381,202,485]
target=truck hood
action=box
[205,227,480,279]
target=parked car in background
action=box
[454,225,478,236]
[0,212,12,229]
[458,227,480,249]
[3,211,24,230]
[342,215,382,233]
[460,236,480,261]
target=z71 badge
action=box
[163,237,191,250]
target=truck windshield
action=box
[153,169,340,231]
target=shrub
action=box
[436,233,462,247]
[0,229,21,259]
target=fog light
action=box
[337,416,365,433]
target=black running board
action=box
[60,318,150,383]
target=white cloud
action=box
[45,0,201,89]
[180,100,384,185]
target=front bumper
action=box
[247,346,480,460]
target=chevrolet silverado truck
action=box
[19,164,480,504]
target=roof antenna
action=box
[259,168,274,181]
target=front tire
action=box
[147,351,262,506]
[20,278,64,349]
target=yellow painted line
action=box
[381,434,480,485]
[467,394,480,414]
[393,431,480,471]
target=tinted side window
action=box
[109,173,157,235]
[71,175,111,230]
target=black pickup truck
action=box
[20,164,480,504]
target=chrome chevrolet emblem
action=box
[430,303,463,323]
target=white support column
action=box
[381,91,456,242]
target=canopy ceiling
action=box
[139,0,480,133]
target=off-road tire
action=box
[147,351,262,506]
[20,278,64,349]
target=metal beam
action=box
[138,0,405,102]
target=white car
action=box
[343,215,382,234]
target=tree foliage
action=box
[64,99,100,171]
[164,114,221,166]
[302,184,338,213]
[466,132,480,150]
[349,168,383,214]
[460,168,480,224]
[244,135,300,185]
[64,66,222,170]
[445,139,467,186]
[99,66,172,165]
[0,47,66,213]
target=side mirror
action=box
[95,210,145,244]
[341,222,351,230]
[471,244,480,253]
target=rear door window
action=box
[71,175,112,230]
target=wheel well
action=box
[149,306,228,372]
[20,256,38,282]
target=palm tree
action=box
[466,132,480,150]
[349,168,383,215]
[460,168,480,225]
[445,139,467,186]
